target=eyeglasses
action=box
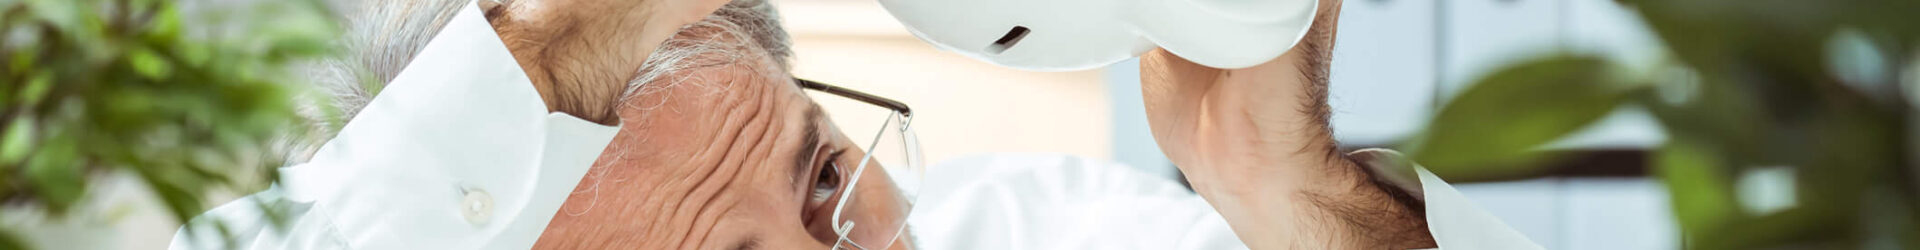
[796,78,923,250]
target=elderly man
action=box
[176,0,925,248]
[174,0,1537,249]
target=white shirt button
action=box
[462,188,493,226]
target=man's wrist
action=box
[1193,152,1437,249]
[1282,156,1436,249]
[1189,145,1367,198]
[1192,155,1434,249]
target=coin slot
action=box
[986,26,1030,54]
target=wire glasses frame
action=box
[796,78,920,250]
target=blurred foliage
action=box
[1410,0,1920,249]
[0,0,334,248]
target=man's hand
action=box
[1138,0,1435,248]
[1138,41,1345,203]
[482,0,732,124]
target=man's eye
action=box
[812,158,841,203]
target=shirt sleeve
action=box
[1348,149,1545,250]
[169,184,350,250]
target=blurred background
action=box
[7,0,1917,249]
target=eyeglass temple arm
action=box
[795,78,913,117]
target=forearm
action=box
[1190,0,1432,244]
[1140,0,1437,247]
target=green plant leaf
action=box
[1411,55,1632,178]
[147,5,181,42]
[0,117,32,165]
[128,48,171,80]
[17,71,51,106]
[0,0,336,247]
[24,132,83,213]
[1655,139,1744,246]
[8,51,32,73]
[0,228,26,250]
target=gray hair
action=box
[292,0,792,161]
[627,0,791,98]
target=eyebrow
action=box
[732,237,762,250]
[789,104,825,189]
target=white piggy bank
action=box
[877,0,1319,71]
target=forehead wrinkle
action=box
[679,189,742,250]
[661,79,759,249]
[679,75,794,249]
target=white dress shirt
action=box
[169,3,619,249]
